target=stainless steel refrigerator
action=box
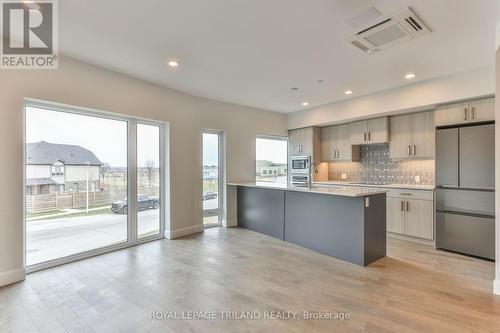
[436,123,495,260]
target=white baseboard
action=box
[0,268,25,287]
[387,232,435,247]
[165,224,204,239]
[223,219,238,227]
[494,279,500,296]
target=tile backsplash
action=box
[328,144,435,185]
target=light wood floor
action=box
[1,227,499,332]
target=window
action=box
[255,135,288,184]
[25,102,167,271]
[202,131,224,227]
[137,123,161,238]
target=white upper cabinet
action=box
[350,117,389,145]
[320,124,360,162]
[435,98,494,127]
[390,111,435,160]
[289,127,321,164]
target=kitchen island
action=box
[228,182,387,266]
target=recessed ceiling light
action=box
[168,60,179,68]
[344,90,353,95]
[405,73,416,79]
[302,101,309,106]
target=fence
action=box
[26,187,159,214]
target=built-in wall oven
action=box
[289,155,311,187]
[290,155,311,174]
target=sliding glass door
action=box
[202,131,224,226]
[24,102,166,270]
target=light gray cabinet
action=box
[320,124,360,162]
[390,111,434,160]
[289,127,321,164]
[350,117,389,145]
[435,98,494,127]
[386,189,434,240]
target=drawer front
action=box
[436,189,495,217]
[387,188,433,200]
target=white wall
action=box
[287,66,495,129]
[25,165,50,179]
[494,23,500,296]
[0,56,287,286]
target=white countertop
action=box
[314,181,435,191]
[228,182,388,197]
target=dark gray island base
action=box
[233,183,387,266]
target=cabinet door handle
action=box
[364,132,367,142]
[408,145,411,156]
[412,145,416,156]
[464,108,468,121]
[337,150,340,159]
[406,201,409,211]
[471,107,475,120]
[368,132,371,141]
[401,200,404,211]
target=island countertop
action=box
[228,182,387,197]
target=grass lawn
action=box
[49,207,113,220]
[75,203,112,210]
[27,210,65,219]
[27,207,113,222]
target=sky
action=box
[256,138,287,164]
[26,107,159,168]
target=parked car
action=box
[111,195,160,214]
[203,192,218,200]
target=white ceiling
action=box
[59,0,500,113]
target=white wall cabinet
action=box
[435,97,494,127]
[289,127,321,164]
[386,189,434,240]
[320,124,360,162]
[350,117,389,145]
[390,111,434,160]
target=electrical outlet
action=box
[415,175,420,183]
[341,173,347,180]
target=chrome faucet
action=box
[308,162,317,189]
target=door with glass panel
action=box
[137,123,162,238]
[25,103,166,270]
[202,131,223,226]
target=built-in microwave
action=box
[290,155,311,174]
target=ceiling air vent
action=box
[348,7,430,54]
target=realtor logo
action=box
[1,0,58,69]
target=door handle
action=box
[337,150,340,159]
[412,145,416,155]
[408,145,411,156]
[401,200,404,211]
[364,132,367,142]
[406,201,409,211]
[464,108,468,121]
[471,107,475,120]
[368,132,371,141]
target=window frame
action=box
[23,98,169,273]
[254,134,289,184]
[202,129,225,228]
